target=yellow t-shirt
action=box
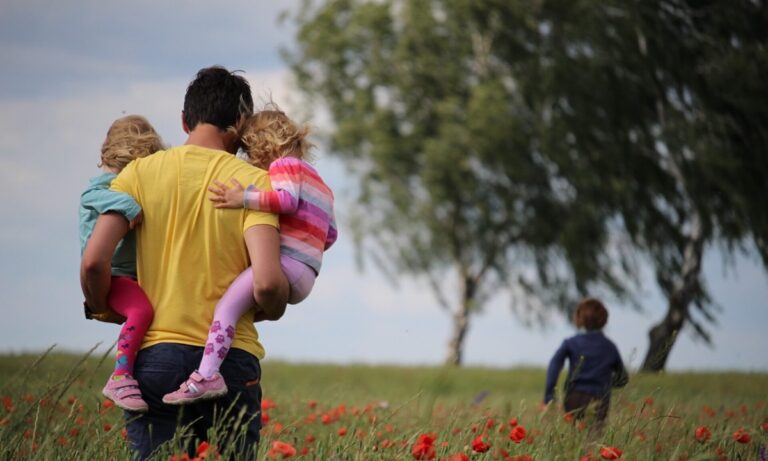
[111,145,278,358]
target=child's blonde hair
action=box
[100,115,164,171]
[240,105,314,169]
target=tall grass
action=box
[0,349,765,460]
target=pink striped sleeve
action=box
[242,159,302,214]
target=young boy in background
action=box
[543,297,629,428]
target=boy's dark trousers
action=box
[564,390,610,424]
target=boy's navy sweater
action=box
[544,330,627,403]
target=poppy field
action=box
[0,348,766,460]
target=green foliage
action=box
[1,351,766,459]
[286,0,639,323]
[285,0,768,358]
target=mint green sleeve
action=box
[80,187,141,221]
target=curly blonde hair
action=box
[240,106,314,169]
[100,115,164,171]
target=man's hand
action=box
[209,178,246,209]
[84,301,126,324]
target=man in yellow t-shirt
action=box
[81,66,288,460]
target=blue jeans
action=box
[125,343,262,460]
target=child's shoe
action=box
[102,375,149,412]
[162,371,228,405]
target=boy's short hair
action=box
[240,104,314,169]
[183,66,254,131]
[100,115,164,171]
[574,297,609,331]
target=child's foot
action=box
[162,371,228,405]
[102,375,149,412]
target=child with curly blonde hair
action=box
[79,115,164,412]
[163,106,337,404]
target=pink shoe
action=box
[162,371,228,405]
[102,375,148,412]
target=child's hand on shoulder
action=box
[209,178,245,209]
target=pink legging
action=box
[108,276,154,378]
[198,256,315,378]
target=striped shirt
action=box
[244,156,337,273]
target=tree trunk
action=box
[641,211,704,372]
[445,276,475,366]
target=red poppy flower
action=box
[268,440,297,459]
[509,426,527,443]
[412,433,437,460]
[412,442,436,460]
[732,428,751,444]
[261,399,277,410]
[2,396,14,412]
[417,433,437,445]
[762,420,768,432]
[600,446,622,460]
[471,435,491,453]
[261,411,270,425]
[579,454,598,461]
[196,441,218,459]
[509,417,519,427]
[694,426,711,442]
[337,426,348,436]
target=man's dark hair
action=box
[183,66,254,131]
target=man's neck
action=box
[184,123,233,153]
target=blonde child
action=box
[79,115,163,412]
[163,107,337,404]
[543,297,628,427]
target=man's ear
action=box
[181,112,190,133]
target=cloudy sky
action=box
[1,1,766,372]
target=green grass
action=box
[0,349,766,460]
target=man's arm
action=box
[244,224,289,321]
[81,212,129,316]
